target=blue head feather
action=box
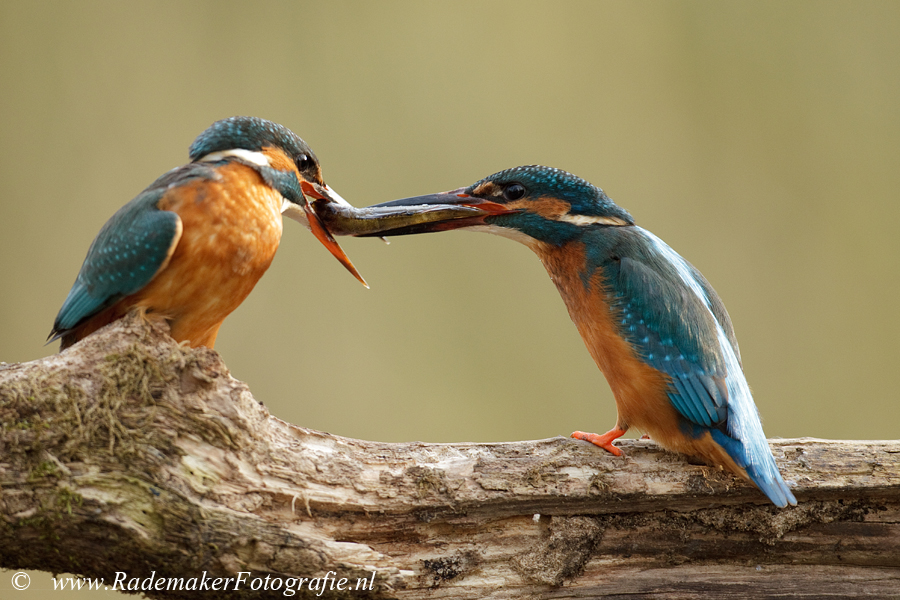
[471,165,634,223]
[468,166,635,246]
[188,116,317,164]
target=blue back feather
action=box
[49,164,218,339]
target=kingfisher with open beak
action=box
[349,165,796,507]
[49,116,369,350]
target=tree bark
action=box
[1,314,898,599]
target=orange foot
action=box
[571,427,627,457]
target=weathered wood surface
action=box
[1,314,898,599]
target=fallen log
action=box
[1,314,897,598]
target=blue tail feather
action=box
[711,429,796,507]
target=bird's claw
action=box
[571,429,626,457]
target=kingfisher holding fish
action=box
[49,117,371,349]
[50,116,482,350]
[337,165,797,507]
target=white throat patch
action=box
[197,148,270,167]
[556,214,630,226]
[281,198,310,229]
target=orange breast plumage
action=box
[126,162,284,347]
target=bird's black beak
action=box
[320,188,516,238]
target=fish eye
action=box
[503,183,526,201]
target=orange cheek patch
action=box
[261,146,299,175]
[507,196,571,220]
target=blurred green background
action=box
[1,0,898,596]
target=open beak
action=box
[282,181,369,288]
[335,188,516,238]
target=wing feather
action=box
[614,255,729,429]
[48,173,200,341]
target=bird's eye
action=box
[296,154,312,170]
[503,183,526,201]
